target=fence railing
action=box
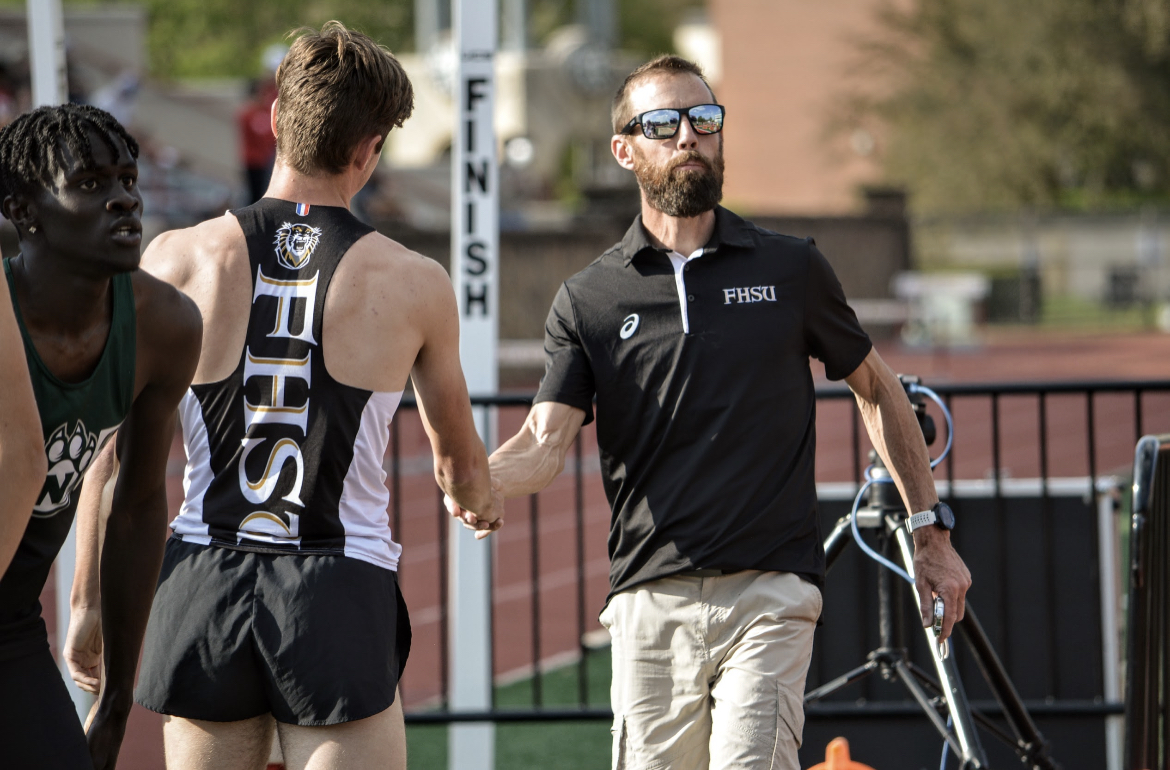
[388,379,1170,759]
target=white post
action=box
[30,0,91,723]
[449,0,498,768]
[28,0,68,107]
[1096,479,1122,770]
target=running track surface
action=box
[36,330,1170,768]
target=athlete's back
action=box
[144,206,453,395]
[144,196,493,528]
[71,25,500,769]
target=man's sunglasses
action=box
[620,104,726,140]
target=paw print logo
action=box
[33,421,101,517]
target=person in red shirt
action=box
[239,78,278,203]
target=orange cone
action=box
[807,737,877,770]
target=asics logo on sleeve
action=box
[619,314,640,339]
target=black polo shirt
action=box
[535,206,872,601]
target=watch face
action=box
[935,502,956,530]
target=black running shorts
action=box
[136,537,410,725]
[0,639,92,769]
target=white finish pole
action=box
[30,0,91,724]
[28,0,68,106]
[449,0,498,767]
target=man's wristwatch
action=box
[906,501,955,533]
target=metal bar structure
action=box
[574,431,589,706]
[1039,391,1058,697]
[448,0,499,762]
[1099,477,1125,770]
[30,0,96,725]
[1125,434,1170,770]
[529,493,542,706]
[385,379,1170,770]
[438,485,449,712]
[991,392,1010,670]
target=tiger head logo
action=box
[274,222,322,270]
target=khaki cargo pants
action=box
[600,571,821,770]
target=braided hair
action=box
[0,104,139,206]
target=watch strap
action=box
[906,509,937,532]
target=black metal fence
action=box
[389,379,1170,768]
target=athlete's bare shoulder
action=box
[128,269,202,393]
[346,229,451,286]
[140,211,247,295]
[140,211,250,384]
[322,229,456,392]
[333,229,456,318]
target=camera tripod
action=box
[804,381,1060,770]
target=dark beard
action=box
[633,148,725,218]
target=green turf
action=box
[1038,294,1157,330]
[406,647,613,769]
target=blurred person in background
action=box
[0,62,17,128]
[238,44,287,205]
[238,76,278,204]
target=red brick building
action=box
[708,0,905,215]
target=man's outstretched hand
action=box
[911,527,971,643]
[445,475,505,539]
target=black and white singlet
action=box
[170,199,405,571]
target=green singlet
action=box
[0,257,136,657]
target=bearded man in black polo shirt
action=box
[452,55,971,770]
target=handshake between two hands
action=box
[444,475,506,540]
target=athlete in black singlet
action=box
[67,24,500,770]
[0,105,201,770]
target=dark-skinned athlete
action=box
[0,104,202,770]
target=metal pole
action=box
[415,0,439,53]
[894,521,989,768]
[31,0,91,724]
[449,0,498,766]
[28,0,67,106]
[1097,478,1123,770]
[577,0,617,48]
[501,0,527,52]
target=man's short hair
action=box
[611,55,715,134]
[0,104,138,203]
[276,21,414,175]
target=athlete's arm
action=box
[86,279,201,770]
[65,440,118,694]
[492,402,586,497]
[409,260,499,527]
[447,402,586,538]
[844,347,971,642]
[0,286,46,576]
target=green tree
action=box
[520,0,705,55]
[9,1,701,80]
[843,0,1170,213]
[1,0,412,78]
